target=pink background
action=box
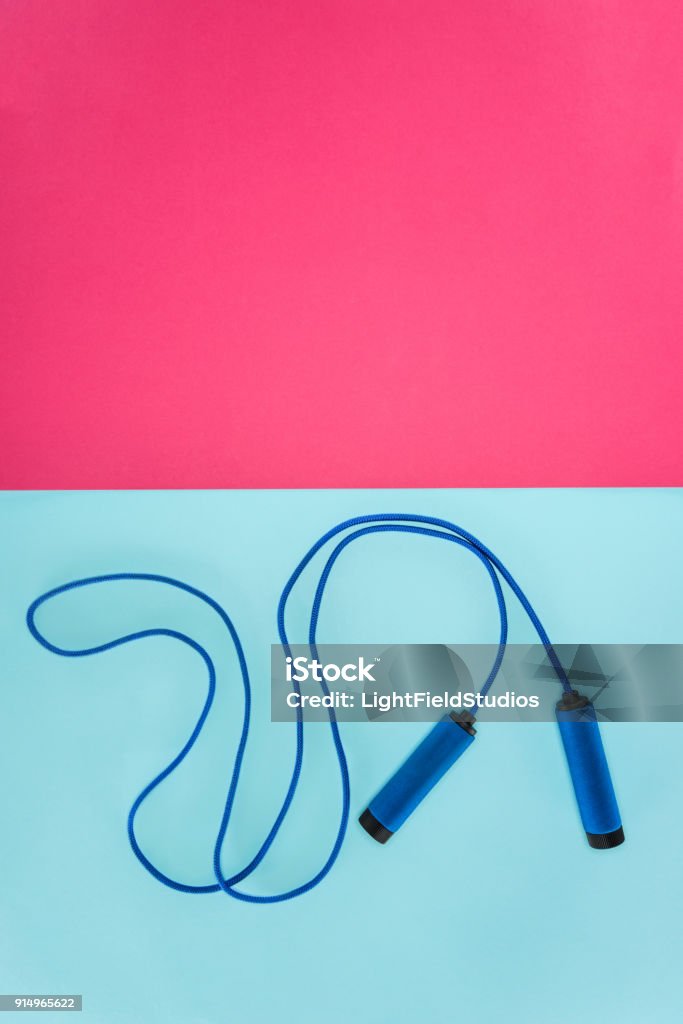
[2,1,682,489]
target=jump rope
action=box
[26,513,624,905]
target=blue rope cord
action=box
[26,513,571,903]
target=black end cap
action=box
[556,689,590,713]
[359,808,393,844]
[586,826,625,849]
[449,710,476,735]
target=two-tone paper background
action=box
[2,5,682,1024]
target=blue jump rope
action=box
[27,513,624,905]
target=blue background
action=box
[1,488,681,1023]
